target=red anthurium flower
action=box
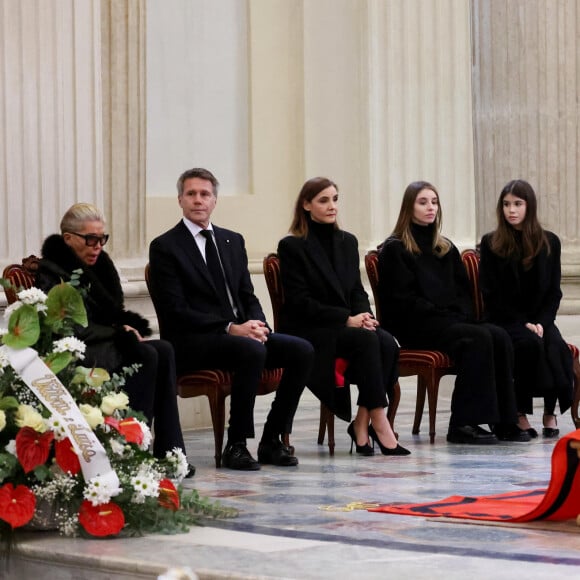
[55,438,81,475]
[15,427,54,473]
[104,416,120,430]
[0,483,36,528]
[78,500,125,537]
[158,478,180,511]
[104,416,143,445]
[117,418,144,445]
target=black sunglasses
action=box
[68,232,110,247]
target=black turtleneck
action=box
[308,215,336,268]
[410,222,436,254]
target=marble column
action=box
[0,0,146,277]
[301,0,476,250]
[100,0,147,274]
[0,0,104,268]
[471,0,580,309]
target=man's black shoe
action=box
[447,425,498,445]
[493,424,532,442]
[222,442,261,471]
[258,439,299,466]
[185,463,196,478]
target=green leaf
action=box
[43,351,74,375]
[2,304,40,348]
[0,452,19,481]
[45,283,88,328]
[32,463,52,481]
[0,396,19,411]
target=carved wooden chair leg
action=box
[206,391,226,468]
[326,410,335,456]
[426,373,441,444]
[413,374,427,435]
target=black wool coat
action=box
[479,231,562,329]
[277,230,373,420]
[377,235,474,348]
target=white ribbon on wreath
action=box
[6,346,120,492]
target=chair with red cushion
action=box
[263,253,401,455]
[365,249,455,444]
[461,248,580,430]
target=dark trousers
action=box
[123,339,186,457]
[335,326,399,411]
[434,322,517,427]
[176,332,314,443]
[503,323,573,415]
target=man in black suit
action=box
[148,168,314,470]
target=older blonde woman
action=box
[36,203,193,474]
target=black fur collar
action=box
[40,234,124,309]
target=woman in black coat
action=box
[479,179,573,438]
[36,203,189,464]
[377,181,525,444]
[277,177,409,456]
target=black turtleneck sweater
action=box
[410,222,436,254]
[307,216,336,269]
[377,225,474,346]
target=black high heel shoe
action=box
[542,414,560,438]
[517,413,538,439]
[347,422,374,456]
[368,425,411,456]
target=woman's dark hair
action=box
[391,180,451,256]
[289,177,339,238]
[489,179,549,269]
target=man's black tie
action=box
[200,229,235,319]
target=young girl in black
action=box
[479,179,573,438]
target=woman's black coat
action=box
[36,234,151,371]
[479,231,562,329]
[479,231,573,411]
[277,230,372,420]
[377,235,474,347]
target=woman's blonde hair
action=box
[60,203,106,234]
[391,181,451,256]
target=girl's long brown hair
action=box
[489,179,549,269]
[392,181,451,256]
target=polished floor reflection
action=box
[186,381,579,566]
[7,318,580,580]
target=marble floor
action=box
[6,317,580,580]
